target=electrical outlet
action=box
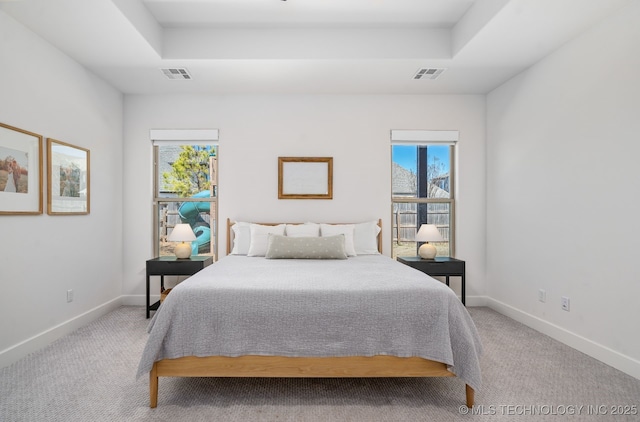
[538,289,546,303]
[561,296,570,311]
[67,289,74,303]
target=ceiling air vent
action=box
[161,68,192,80]
[413,68,446,80]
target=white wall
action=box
[122,94,486,302]
[0,12,124,368]
[486,1,640,377]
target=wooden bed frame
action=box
[148,219,474,408]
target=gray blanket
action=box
[137,255,483,390]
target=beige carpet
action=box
[1,306,638,421]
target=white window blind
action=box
[390,130,458,144]
[151,129,219,145]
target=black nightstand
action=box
[397,256,466,305]
[146,255,214,318]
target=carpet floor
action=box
[1,306,638,421]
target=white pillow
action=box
[285,223,320,237]
[354,221,381,255]
[247,224,286,256]
[319,223,357,256]
[230,222,251,255]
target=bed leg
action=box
[465,384,474,408]
[150,363,158,408]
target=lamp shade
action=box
[415,224,443,242]
[168,224,196,242]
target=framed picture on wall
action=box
[47,138,90,215]
[278,157,333,200]
[0,122,43,215]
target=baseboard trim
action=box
[485,297,640,381]
[464,295,488,307]
[121,294,158,306]
[0,297,123,370]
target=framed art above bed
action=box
[278,157,333,200]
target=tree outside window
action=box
[154,144,217,259]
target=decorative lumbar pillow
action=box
[354,221,381,255]
[247,224,286,256]
[319,223,357,256]
[265,234,347,259]
[285,223,320,237]
[230,222,251,255]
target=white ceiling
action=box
[0,0,632,95]
[145,0,476,27]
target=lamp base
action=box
[418,243,437,260]
[174,242,192,259]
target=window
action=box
[152,131,218,260]
[391,132,456,259]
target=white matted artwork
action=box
[0,123,43,215]
[278,157,333,200]
[47,138,90,215]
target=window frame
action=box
[151,134,219,260]
[391,143,456,258]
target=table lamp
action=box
[415,224,443,260]
[168,224,196,259]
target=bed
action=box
[138,219,482,408]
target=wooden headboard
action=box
[226,219,383,255]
